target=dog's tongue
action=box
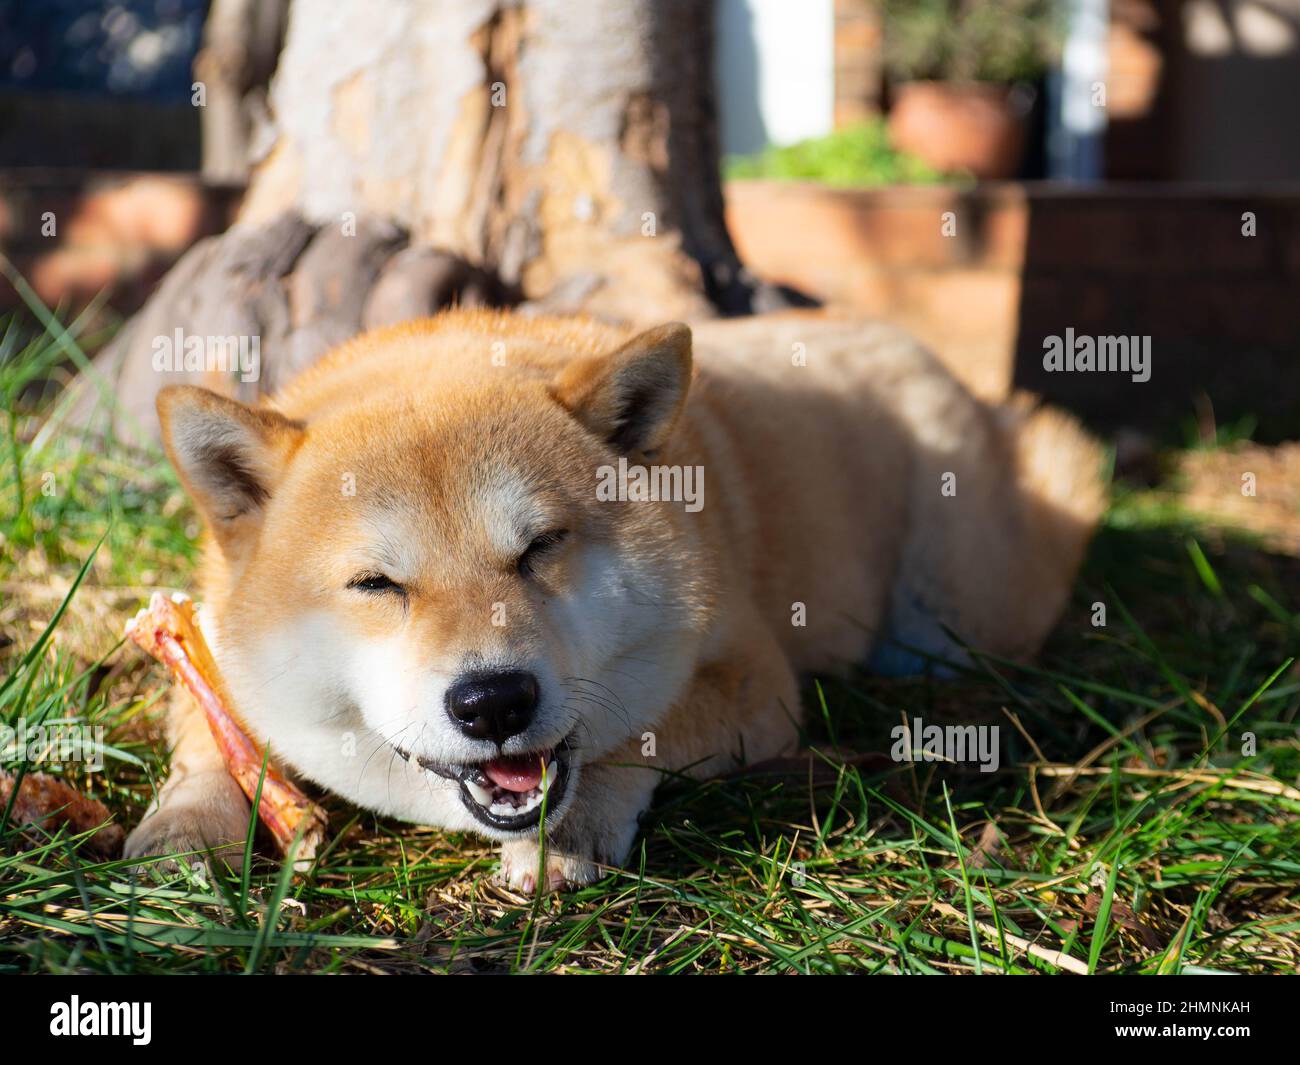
[484,754,547,793]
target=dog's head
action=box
[157,322,707,839]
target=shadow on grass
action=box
[617,516,1300,967]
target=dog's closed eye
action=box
[517,530,568,577]
[348,572,406,595]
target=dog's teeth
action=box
[466,780,493,807]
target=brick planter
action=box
[726,179,1300,438]
[0,171,241,317]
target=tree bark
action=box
[84,0,800,440]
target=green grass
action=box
[724,120,955,188]
[2,312,1298,975]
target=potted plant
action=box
[881,0,1063,179]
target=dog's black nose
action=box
[445,670,539,743]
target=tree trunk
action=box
[196,0,290,183]
[84,0,799,441]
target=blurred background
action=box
[0,0,1297,442]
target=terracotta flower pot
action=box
[887,81,1027,180]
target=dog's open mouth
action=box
[394,737,572,832]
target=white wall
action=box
[715,0,835,156]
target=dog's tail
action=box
[996,394,1108,652]
[1005,393,1108,527]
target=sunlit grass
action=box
[2,308,1298,974]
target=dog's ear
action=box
[157,385,304,551]
[552,323,692,454]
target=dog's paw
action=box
[125,771,251,874]
[496,806,643,894]
[496,839,604,895]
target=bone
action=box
[125,592,327,867]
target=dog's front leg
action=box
[125,687,252,872]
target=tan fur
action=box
[126,309,1104,888]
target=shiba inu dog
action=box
[125,310,1103,891]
